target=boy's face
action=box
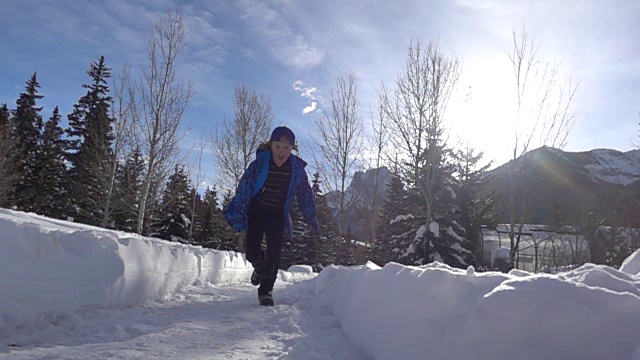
[271,137,292,167]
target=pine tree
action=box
[281,197,313,269]
[219,189,240,250]
[373,172,409,265]
[112,148,145,232]
[339,227,357,266]
[193,186,233,249]
[386,150,475,268]
[66,56,115,226]
[33,106,69,218]
[0,103,16,207]
[193,187,215,247]
[454,146,498,265]
[421,150,475,268]
[190,191,204,243]
[152,164,193,243]
[0,103,9,132]
[9,73,44,211]
[311,173,338,268]
[388,190,421,265]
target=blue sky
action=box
[1,0,639,185]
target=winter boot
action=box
[259,292,274,306]
[251,270,261,286]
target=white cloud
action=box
[183,11,229,50]
[303,101,317,115]
[293,80,319,115]
[293,80,316,99]
[235,0,324,69]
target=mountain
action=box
[547,148,640,185]
[326,167,391,240]
[324,147,639,240]
[487,146,640,226]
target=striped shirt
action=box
[253,157,292,211]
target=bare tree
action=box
[133,11,194,235]
[505,22,579,266]
[100,64,135,228]
[378,39,461,232]
[186,131,208,241]
[349,101,390,246]
[366,101,390,245]
[312,72,364,260]
[211,85,273,189]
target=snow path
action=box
[2,282,370,359]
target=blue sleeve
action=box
[223,160,258,232]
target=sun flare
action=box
[449,55,517,167]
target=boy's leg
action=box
[245,210,267,275]
[258,216,285,296]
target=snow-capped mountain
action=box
[327,147,640,238]
[582,148,640,185]
[498,146,640,186]
[488,146,640,225]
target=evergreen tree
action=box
[193,186,233,249]
[33,106,69,218]
[193,187,214,247]
[112,148,145,232]
[219,189,240,250]
[386,150,475,268]
[0,103,9,132]
[387,200,421,265]
[190,191,204,243]
[453,146,498,265]
[422,150,475,268]
[373,172,409,265]
[311,173,338,268]
[281,197,313,269]
[0,103,15,207]
[9,73,44,211]
[152,164,193,243]
[339,227,357,266]
[66,56,115,225]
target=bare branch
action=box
[210,85,273,190]
[505,22,580,266]
[313,71,364,241]
[378,38,461,229]
[133,10,194,234]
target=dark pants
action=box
[245,204,285,296]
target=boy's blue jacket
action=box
[223,149,319,238]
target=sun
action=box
[448,54,517,168]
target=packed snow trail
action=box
[3,283,369,359]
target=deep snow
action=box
[1,208,639,359]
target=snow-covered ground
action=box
[1,208,640,359]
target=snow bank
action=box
[0,209,253,339]
[621,248,640,276]
[284,258,640,360]
[2,207,639,359]
[288,264,314,274]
